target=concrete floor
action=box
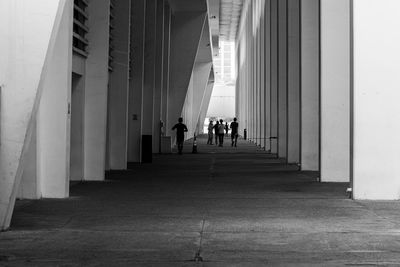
[2,136,400,266]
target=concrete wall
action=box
[352,0,400,199]
[320,0,350,182]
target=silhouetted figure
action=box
[213,121,220,146]
[230,117,239,147]
[225,122,229,135]
[207,120,214,145]
[218,119,225,147]
[172,117,188,154]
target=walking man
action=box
[213,121,220,146]
[225,122,229,135]
[230,117,239,147]
[218,119,225,147]
[172,117,188,154]
[207,120,214,145]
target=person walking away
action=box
[172,117,188,154]
[218,119,225,147]
[230,117,239,147]
[207,120,214,145]
[213,121,219,146]
[225,122,229,135]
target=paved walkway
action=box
[2,136,400,266]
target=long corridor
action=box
[2,136,400,266]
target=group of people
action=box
[171,117,239,155]
[207,118,239,147]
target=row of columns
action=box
[236,0,400,199]
[0,0,215,230]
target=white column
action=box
[84,0,110,180]
[287,0,301,164]
[107,0,130,169]
[270,0,279,154]
[277,0,288,159]
[128,0,145,163]
[0,0,69,230]
[352,0,400,199]
[37,0,73,197]
[320,0,350,182]
[300,0,320,171]
[152,0,165,153]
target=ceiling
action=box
[219,0,243,41]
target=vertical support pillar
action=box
[277,0,288,159]
[352,0,400,199]
[260,0,266,149]
[161,2,171,129]
[152,0,164,153]
[300,0,320,171]
[287,0,301,164]
[107,0,131,169]
[128,0,145,163]
[270,0,279,154]
[38,0,73,197]
[320,0,350,182]
[84,0,110,179]
[141,0,157,161]
[264,0,271,151]
[0,0,71,230]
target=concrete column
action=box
[107,0,131,169]
[264,0,271,151]
[320,0,350,182]
[300,0,320,171]
[37,0,73,197]
[250,1,255,141]
[152,0,164,153]
[161,3,171,130]
[70,72,85,181]
[352,0,400,199]
[84,0,110,180]
[0,0,70,230]
[277,0,288,159]
[255,0,260,146]
[167,12,206,137]
[270,0,279,154]
[142,0,157,139]
[128,0,145,163]
[287,0,301,164]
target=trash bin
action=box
[142,135,152,163]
